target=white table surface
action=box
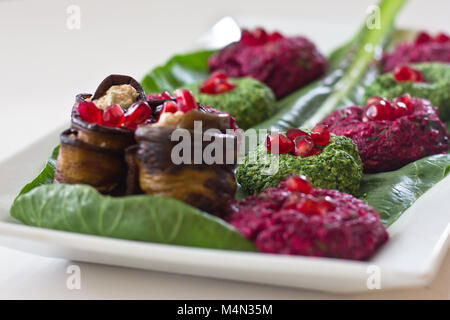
[0,0,449,299]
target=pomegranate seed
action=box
[309,146,322,156]
[316,196,336,213]
[175,89,197,112]
[392,103,409,119]
[161,101,179,114]
[365,105,382,120]
[265,133,294,154]
[147,92,173,100]
[393,94,413,112]
[268,31,283,42]
[77,101,102,124]
[415,32,432,45]
[102,104,125,127]
[200,79,217,94]
[365,99,393,121]
[124,101,152,130]
[240,29,256,46]
[310,124,330,146]
[240,28,270,45]
[297,196,325,216]
[229,115,237,130]
[286,128,309,141]
[367,97,391,107]
[286,175,313,194]
[200,72,235,94]
[283,193,333,215]
[210,70,228,80]
[435,32,450,43]
[366,96,384,107]
[292,135,314,156]
[413,69,423,81]
[282,193,304,210]
[393,66,422,82]
[253,28,268,44]
[146,94,157,99]
[161,91,174,99]
[216,81,236,93]
[392,94,414,119]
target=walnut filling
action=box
[92,84,139,110]
[151,111,185,128]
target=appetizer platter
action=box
[0,0,449,292]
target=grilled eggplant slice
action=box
[127,110,237,215]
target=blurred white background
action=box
[0,0,449,299]
[1,0,449,160]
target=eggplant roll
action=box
[126,110,237,215]
[54,129,131,193]
[54,75,147,193]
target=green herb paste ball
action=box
[236,135,363,195]
[183,77,277,129]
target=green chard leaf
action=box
[17,146,59,197]
[141,50,215,93]
[359,154,450,226]
[11,184,256,251]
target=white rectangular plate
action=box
[0,18,449,293]
[1,125,449,293]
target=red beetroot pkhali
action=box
[209,28,327,99]
[319,97,450,172]
[226,176,388,260]
[383,31,450,72]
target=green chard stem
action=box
[303,0,407,128]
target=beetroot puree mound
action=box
[208,29,327,99]
[319,98,449,172]
[383,32,450,72]
[227,179,388,260]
